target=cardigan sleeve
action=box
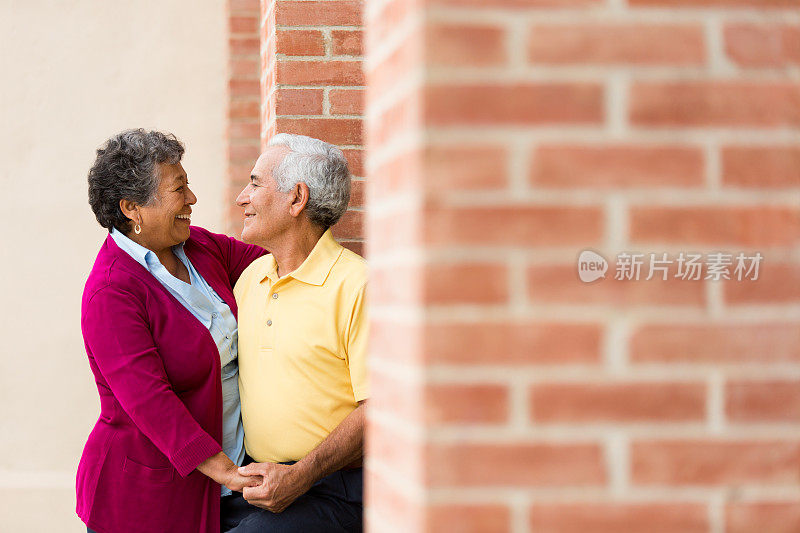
[82,284,222,477]
[190,226,266,287]
[217,232,267,286]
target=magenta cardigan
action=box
[76,226,265,533]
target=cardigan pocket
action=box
[123,456,175,484]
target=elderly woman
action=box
[77,129,265,533]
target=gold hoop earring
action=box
[134,223,142,235]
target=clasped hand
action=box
[225,469,263,493]
[238,462,313,513]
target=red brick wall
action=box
[258,0,365,254]
[365,1,800,533]
[226,0,262,236]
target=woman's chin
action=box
[172,226,191,243]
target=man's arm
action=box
[239,400,366,512]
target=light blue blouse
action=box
[110,228,245,497]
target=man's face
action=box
[236,146,292,246]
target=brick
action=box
[276,30,325,56]
[231,58,259,79]
[424,322,602,365]
[368,91,421,147]
[228,143,260,162]
[369,149,423,200]
[427,442,605,487]
[367,0,416,48]
[630,207,800,246]
[725,24,800,67]
[531,145,704,188]
[230,0,259,11]
[727,380,800,422]
[366,30,423,97]
[229,98,260,119]
[275,118,362,145]
[528,24,704,65]
[630,0,800,6]
[529,503,709,533]
[631,82,800,127]
[632,440,800,485]
[228,121,260,141]
[425,383,509,424]
[726,502,800,533]
[229,79,260,98]
[329,89,364,115]
[424,263,508,305]
[370,319,423,365]
[229,15,258,34]
[631,324,800,364]
[528,265,705,306]
[332,30,363,56]
[349,179,365,208]
[277,60,364,86]
[722,147,800,188]
[230,37,260,56]
[431,0,602,6]
[342,148,364,176]
[340,240,363,256]
[369,418,424,483]
[275,88,324,115]
[331,209,363,240]
[428,23,507,66]
[276,1,362,26]
[228,164,257,185]
[425,145,508,191]
[425,83,603,126]
[370,263,421,306]
[425,206,603,246]
[369,207,424,256]
[725,263,800,304]
[371,367,425,423]
[530,382,706,423]
[366,470,424,533]
[428,504,510,533]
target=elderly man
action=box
[223,134,367,532]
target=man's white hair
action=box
[268,133,351,229]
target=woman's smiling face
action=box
[134,162,196,252]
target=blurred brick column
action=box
[366,1,800,532]
[258,0,366,252]
[226,0,262,235]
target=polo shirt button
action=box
[266,319,273,326]
[212,312,219,318]
[272,293,279,299]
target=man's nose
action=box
[235,187,249,206]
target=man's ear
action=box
[119,199,141,225]
[288,182,310,218]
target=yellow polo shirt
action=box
[234,229,369,463]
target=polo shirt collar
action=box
[262,229,343,286]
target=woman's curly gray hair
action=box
[88,129,184,232]
[268,133,351,229]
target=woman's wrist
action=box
[197,451,237,486]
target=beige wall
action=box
[0,1,228,529]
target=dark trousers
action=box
[222,467,363,532]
